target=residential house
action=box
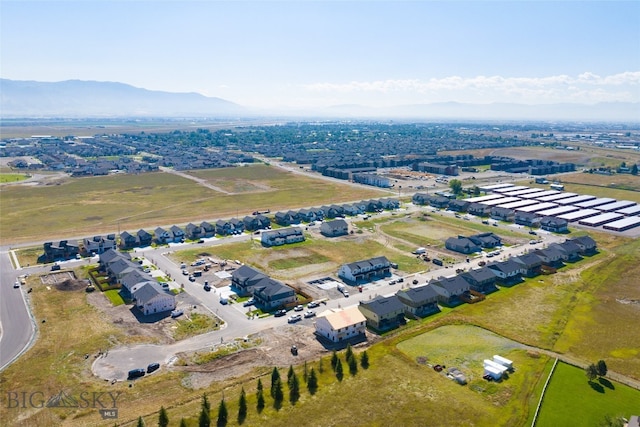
[310,207,325,221]
[154,227,172,245]
[314,306,367,343]
[338,256,392,285]
[120,269,152,298]
[364,200,382,212]
[379,198,400,210]
[358,295,405,331]
[540,216,569,233]
[469,232,502,249]
[448,199,470,212]
[83,234,117,255]
[515,211,541,228]
[216,219,234,236]
[461,267,499,293]
[243,214,271,231]
[320,205,340,219]
[274,211,293,226]
[570,235,597,255]
[185,223,203,240]
[532,246,565,268]
[320,219,349,237]
[231,265,269,296]
[252,279,297,310]
[119,231,139,249]
[43,240,80,262]
[427,195,450,209]
[445,237,481,254]
[467,203,492,217]
[298,208,317,222]
[169,225,185,242]
[130,281,176,316]
[412,193,430,206]
[396,284,440,317]
[229,217,245,234]
[487,259,526,285]
[261,227,305,247]
[512,253,544,277]
[137,229,153,246]
[200,221,216,237]
[490,207,515,222]
[430,275,472,305]
[341,204,360,216]
[556,240,582,261]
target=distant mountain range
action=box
[1,78,638,122]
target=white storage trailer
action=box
[493,355,513,369]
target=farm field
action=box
[0,164,386,244]
[535,362,640,427]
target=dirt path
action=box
[160,166,231,194]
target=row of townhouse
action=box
[356,235,597,332]
[338,256,393,286]
[118,215,273,249]
[98,249,176,316]
[230,265,297,310]
[273,198,400,226]
[43,234,116,261]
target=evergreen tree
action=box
[287,365,295,386]
[289,371,300,404]
[136,416,145,427]
[345,344,354,362]
[631,164,638,175]
[360,350,370,369]
[348,353,358,376]
[179,418,187,427]
[586,364,598,382]
[199,393,211,427]
[158,406,169,427]
[273,378,284,410]
[270,367,281,398]
[596,360,608,377]
[331,351,339,371]
[307,367,318,395]
[303,361,309,383]
[216,399,228,427]
[318,357,325,374]
[335,358,344,382]
[256,379,265,413]
[238,387,247,424]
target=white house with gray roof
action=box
[338,256,391,285]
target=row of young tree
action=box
[134,346,369,426]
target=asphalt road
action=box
[0,249,36,371]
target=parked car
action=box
[294,305,304,312]
[13,281,20,288]
[170,309,184,318]
[274,309,287,317]
[203,283,211,292]
[51,264,61,271]
[243,298,255,307]
[529,230,537,235]
[127,368,146,380]
[287,314,302,324]
[219,297,229,305]
[147,363,160,374]
[304,311,316,318]
[307,301,320,309]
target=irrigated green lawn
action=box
[536,362,640,427]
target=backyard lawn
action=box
[536,362,640,427]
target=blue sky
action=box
[2,1,639,109]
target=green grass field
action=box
[536,362,640,427]
[0,173,29,183]
[103,289,125,306]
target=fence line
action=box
[532,357,559,427]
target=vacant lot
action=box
[0,164,385,244]
[536,362,640,427]
[556,171,640,195]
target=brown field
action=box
[556,171,640,194]
[0,164,386,244]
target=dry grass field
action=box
[0,164,385,244]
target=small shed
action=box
[493,355,513,370]
[484,359,508,374]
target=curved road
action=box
[0,249,37,371]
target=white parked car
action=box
[294,305,304,312]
